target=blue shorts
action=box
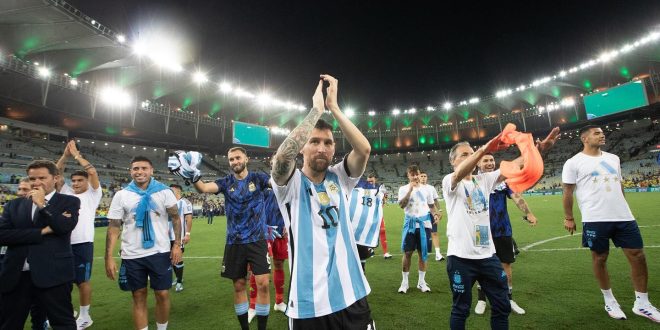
[431,222,438,233]
[402,228,432,253]
[582,221,644,253]
[72,242,94,284]
[119,253,172,292]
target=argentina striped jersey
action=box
[270,161,371,319]
[349,180,385,247]
[169,198,192,243]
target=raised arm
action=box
[322,75,371,177]
[271,80,325,186]
[193,180,220,194]
[562,183,577,234]
[451,135,503,190]
[68,141,100,190]
[55,142,72,190]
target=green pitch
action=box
[47,193,660,329]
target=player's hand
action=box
[564,218,576,235]
[526,213,538,226]
[105,258,117,280]
[321,74,339,111]
[268,225,282,241]
[312,79,324,111]
[28,187,46,208]
[68,140,80,158]
[182,235,190,245]
[171,244,182,265]
[536,127,560,154]
[40,226,53,235]
[63,141,72,157]
[433,213,441,224]
[483,133,508,153]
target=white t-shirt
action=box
[424,184,440,200]
[61,183,102,244]
[562,151,634,222]
[398,184,434,228]
[108,188,177,259]
[442,170,501,259]
[271,161,370,319]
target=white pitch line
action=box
[521,224,660,252]
[526,245,660,252]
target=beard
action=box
[231,162,246,174]
[309,156,331,173]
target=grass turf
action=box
[35,193,660,329]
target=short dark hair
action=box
[130,156,153,167]
[420,170,427,175]
[228,147,247,156]
[367,173,377,178]
[407,164,420,174]
[170,184,183,190]
[579,125,600,136]
[70,170,89,179]
[314,119,334,131]
[26,160,59,176]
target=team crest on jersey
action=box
[229,187,235,192]
[248,182,256,192]
[364,189,371,197]
[327,182,339,194]
[318,192,331,206]
[453,271,462,284]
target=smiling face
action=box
[70,174,89,194]
[130,161,153,186]
[451,144,474,169]
[17,180,32,197]
[228,149,248,175]
[478,154,496,173]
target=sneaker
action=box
[604,302,627,320]
[76,317,93,330]
[398,282,409,294]
[475,300,487,315]
[274,302,287,313]
[435,254,445,261]
[247,308,256,323]
[510,300,526,315]
[417,282,431,293]
[175,282,184,292]
[73,310,78,318]
[172,280,178,286]
[383,253,393,259]
[632,302,660,323]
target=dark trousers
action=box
[446,255,511,330]
[207,214,213,224]
[0,272,75,330]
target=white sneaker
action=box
[175,282,184,292]
[475,300,487,315]
[172,280,178,286]
[417,282,431,293]
[435,254,445,261]
[398,281,409,293]
[76,317,93,330]
[605,302,627,320]
[510,300,526,315]
[247,308,256,323]
[632,302,660,323]
[274,302,287,313]
[383,253,393,259]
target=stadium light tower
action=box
[345,107,355,118]
[37,67,51,78]
[443,102,453,111]
[193,71,208,85]
[100,86,131,108]
[219,82,233,93]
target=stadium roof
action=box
[1,0,660,154]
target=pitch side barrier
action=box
[520,187,660,196]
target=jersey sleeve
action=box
[431,186,439,200]
[163,189,177,208]
[90,184,103,204]
[183,199,193,215]
[60,183,74,195]
[442,174,456,197]
[425,186,434,205]
[330,157,360,193]
[107,191,125,220]
[270,170,300,205]
[561,158,577,184]
[214,177,227,194]
[258,172,271,190]
[483,170,502,193]
[398,186,406,202]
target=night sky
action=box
[68,0,660,112]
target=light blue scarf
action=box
[401,214,432,262]
[125,178,169,249]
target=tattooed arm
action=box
[104,218,122,280]
[271,80,325,186]
[167,206,183,264]
[322,74,371,177]
[511,192,537,225]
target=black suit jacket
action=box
[0,192,80,291]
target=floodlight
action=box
[193,71,208,84]
[37,67,51,78]
[219,82,233,93]
[443,102,452,110]
[100,86,131,107]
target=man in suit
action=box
[0,160,80,329]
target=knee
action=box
[592,252,609,265]
[255,276,270,290]
[234,279,247,292]
[154,290,169,302]
[132,288,148,304]
[628,249,646,263]
[273,260,284,270]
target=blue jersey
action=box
[263,188,285,234]
[488,182,513,238]
[215,171,270,244]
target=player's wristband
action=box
[564,217,575,221]
[185,233,190,236]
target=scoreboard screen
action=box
[232,121,269,148]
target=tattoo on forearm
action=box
[272,107,323,181]
[515,199,530,215]
[167,207,182,242]
[108,218,122,228]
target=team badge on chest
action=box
[248,182,256,192]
